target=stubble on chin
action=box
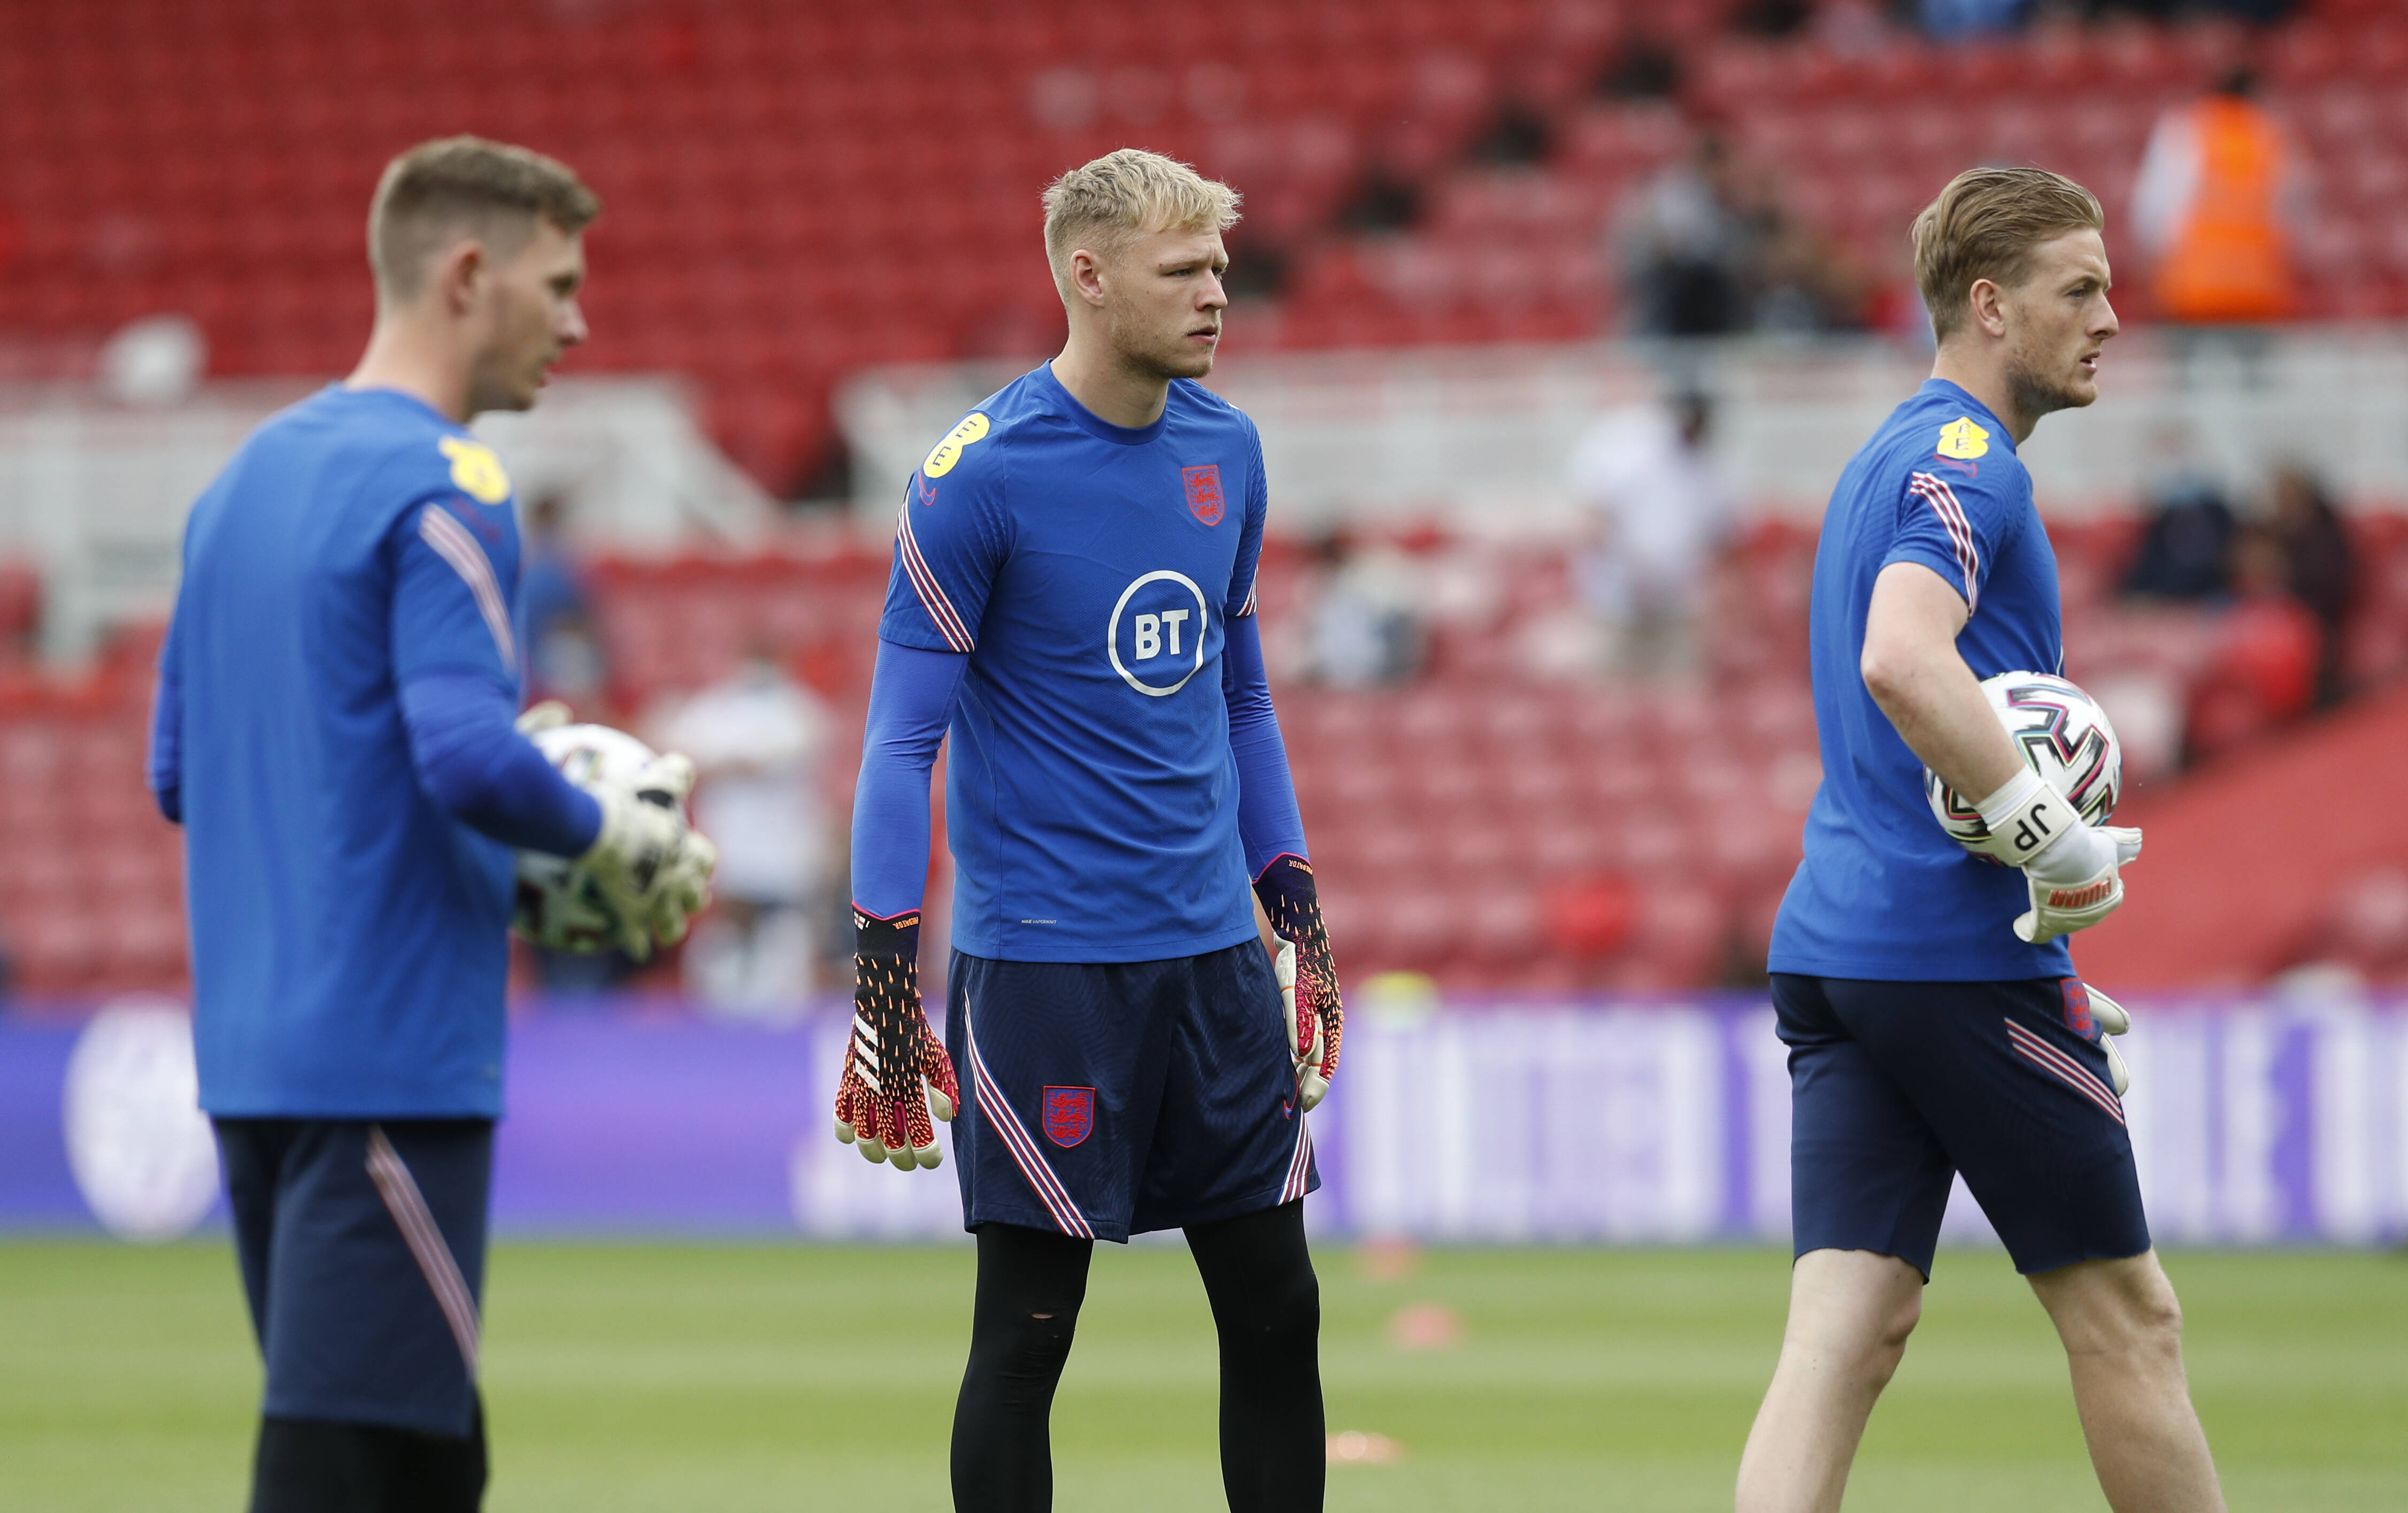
[2005,354,2090,424]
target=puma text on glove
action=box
[2013,812,2144,946]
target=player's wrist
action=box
[1251,853,1318,938]
[1971,768,2082,868]
[854,905,921,963]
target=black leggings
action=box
[249,1406,486,1513]
[950,1199,1324,1512]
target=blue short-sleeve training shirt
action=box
[879,363,1266,963]
[1769,378,2076,982]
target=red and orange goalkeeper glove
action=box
[834,909,959,1171]
[1256,855,1341,1111]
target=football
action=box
[1925,671,2124,861]
[512,723,686,953]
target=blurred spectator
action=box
[1338,170,1422,234]
[2266,463,2356,704]
[1617,135,1755,336]
[1753,213,1868,335]
[2188,523,2321,756]
[1729,0,1814,37]
[2132,66,2305,325]
[2120,425,2234,601]
[1915,0,2029,37]
[662,649,835,1015]
[1616,133,1859,337]
[1565,391,1735,679]
[1468,102,1551,167]
[1300,534,1425,688]
[1590,33,1682,101]
[2090,0,2295,21]
[517,493,607,708]
[0,562,39,671]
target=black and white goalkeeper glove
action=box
[1969,769,2142,945]
[579,752,716,961]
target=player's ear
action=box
[1966,277,2009,339]
[1067,247,1110,309]
[431,237,486,317]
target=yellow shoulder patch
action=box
[1936,417,1990,460]
[438,436,512,504]
[921,412,991,479]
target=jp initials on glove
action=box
[834,909,959,1171]
[1255,854,1342,1112]
[1968,769,2143,946]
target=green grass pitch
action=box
[4,1239,2403,1510]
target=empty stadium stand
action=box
[3,0,2400,490]
[14,506,2408,997]
[4,0,2405,997]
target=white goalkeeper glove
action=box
[1272,938,1327,1106]
[2088,985,2134,1096]
[577,752,716,962]
[1971,769,2143,945]
[516,700,573,736]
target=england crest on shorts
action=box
[1041,1086,1095,1147]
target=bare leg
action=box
[1735,1248,1924,1513]
[2028,1251,2225,1513]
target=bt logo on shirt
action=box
[1107,570,1210,697]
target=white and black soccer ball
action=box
[1925,671,2124,862]
[512,723,684,953]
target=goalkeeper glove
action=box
[515,700,573,737]
[834,908,959,1171]
[1255,854,1341,1112]
[577,750,716,962]
[2088,984,2134,1096]
[1970,769,2142,946]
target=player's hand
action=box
[2087,984,2134,1096]
[1271,937,1324,1090]
[835,909,959,1170]
[515,700,573,736]
[1255,855,1341,1111]
[2013,819,2143,945]
[629,752,716,947]
[575,752,710,962]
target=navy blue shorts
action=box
[944,941,1318,1242]
[1772,973,2149,1279]
[215,1118,491,1438]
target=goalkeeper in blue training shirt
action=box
[1740,167,2223,1513]
[842,149,1340,1512]
[148,137,713,1513]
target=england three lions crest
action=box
[1183,464,1224,526]
[1041,1086,1095,1147]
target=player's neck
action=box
[1049,342,1171,431]
[1928,350,2036,444]
[347,318,474,424]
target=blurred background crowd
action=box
[2,0,2406,1012]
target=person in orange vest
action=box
[2132,66,2307,324]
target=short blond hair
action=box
[370,136,601,302]
[1041,149,1241,302]
[1911,166,2103,341]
